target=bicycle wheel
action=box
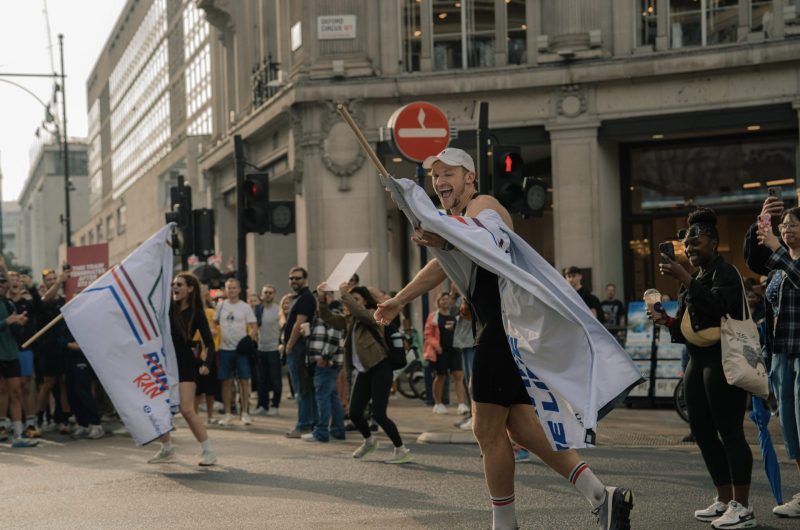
[673,378,689,423]
[409,365,426,401]
[396,371,418,399]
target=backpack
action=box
[367,321,407,370]
[255,303,264,327]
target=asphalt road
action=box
[1,401,798,529]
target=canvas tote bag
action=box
[720,268,769,399]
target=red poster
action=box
[65,244,109,300]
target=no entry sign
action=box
[388,102,450,163]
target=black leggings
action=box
[349,359,403,447]
[684,346,752,487]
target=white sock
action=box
[25,415,36,428]
[569,461,606,509]
[365,435,374,444]
[491,493,517,530]
[12,421,23,438]
[201,440,212,451]
[162,441,173,451]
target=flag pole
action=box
[336,104,391,179]
[22,314,63,349]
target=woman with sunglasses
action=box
[147,272,217,466]
[649,208,755,529]
[754,206,800,518]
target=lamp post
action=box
[58,34,71,247]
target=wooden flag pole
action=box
[336,104,391,179]
[22,313,64,350]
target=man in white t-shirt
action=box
[213,278,258,426]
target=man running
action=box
[374,148,634,530]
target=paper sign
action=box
[324,252,368,290]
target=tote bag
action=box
[720,269,769,399]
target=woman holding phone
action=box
[649,208,755,529]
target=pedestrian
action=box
[600,283,626,328]
[283,267,318,438]
[60,327,104,440]
[254,284,282,417]
[149,272,217,466]
[316,282,411,464]
[213,277,258,426]
[424,291,468,415]
[749,203,800,518]
[651,207,755,528]
[7,270,41,438]
[278,293,296,400]
[194,282,220,425]
[374,148,631,530]
[565,266,605,323]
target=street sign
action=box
[388,102,450,163]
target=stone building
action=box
[196,0,800,307]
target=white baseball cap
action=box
[422,147,475,173]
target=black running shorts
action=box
[471,340,531,407]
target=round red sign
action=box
[388,102,450,163]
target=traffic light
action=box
[492,145,524,213]
[268,201,295,235]
[243,173,270,234]
[521,177,547,218]
[165,176,193,255]
[192,208,215,259]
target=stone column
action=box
[420,0,434,72]
[526,0,541,65]
[541,0,600,52]
[656,0,669,50]
[547,121,625,297]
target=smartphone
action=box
[758,213,772,232]
[659,241,675,262]
[768,187,782,201]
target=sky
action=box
[0,0,126,201]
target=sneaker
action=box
[593,486,634,530]
[459,417,473,430]
[87,425,105,439]
[773,493,800,518]
[24,424,41,438]
[198,449,217,466]
[432,404,448,414]
[217,413,234,427]
[353,437,378,459]
[241,413,253,426]
[40,421,56,433]
[148,445,176,464]
[514,447,531,462]
[71,426,90,439]
[265,408,279,417]
[301,432,327,443]
[457,403,470,415]
[11,436,39,448]
[695,498,728,522]
[711,501,756,529]
[253,406,267,416]
[213,401,225,413]
[384,446,412,464]
[205,417,217,426]
[58,423,71,435]
[285,429,305,439]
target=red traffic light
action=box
[502,152,523,174]
[246,179,267,199]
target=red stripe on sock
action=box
[570,463,589,485]
[492,498,515,507]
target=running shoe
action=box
[252,406,267,416]
[217,413,234,427]
[695,498,728,522]
[71,426,90,439]
[711,501,756,529]
[773,493,800,518]
[58,423,71,435]
[87,425,105,439]
[241,413,253,426]
[352,437,378,459]
[593,486,634,530]
[384,446,412,465]
[265,408,279,417]
[198,449,217,466]
[148,445,176,464]
[459,417,473,431]
[457,403,470,415]
[432,404,448,414]
[11,436,39,448]
[205,417,217,426]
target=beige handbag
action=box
[720,269,769,399]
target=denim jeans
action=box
[286,347,317,431]
[256,350,282,409]
[460,347,475,385]
[770,354,800,460]
[312,365,345,441]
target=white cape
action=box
[386,176,643,449]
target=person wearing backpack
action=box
[315,281,412,464]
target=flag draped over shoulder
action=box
[61,224,178,446]
[385,176,644,450]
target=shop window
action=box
[507,0,527,64]
[403,0,422,72]
[669,0,738,48]
[466,0,495,68]
[628,135,796,215]
[636,0,658,48]
[433,0,463,69]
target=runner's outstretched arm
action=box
[374,259,447,325]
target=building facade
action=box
[17,141,89,276]
[2,201,20,263]
[78,0,213,265]
[194,0,800,310]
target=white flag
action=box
[61,225,178,445]
[385,176,644,450]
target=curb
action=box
[416,431,477,444]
